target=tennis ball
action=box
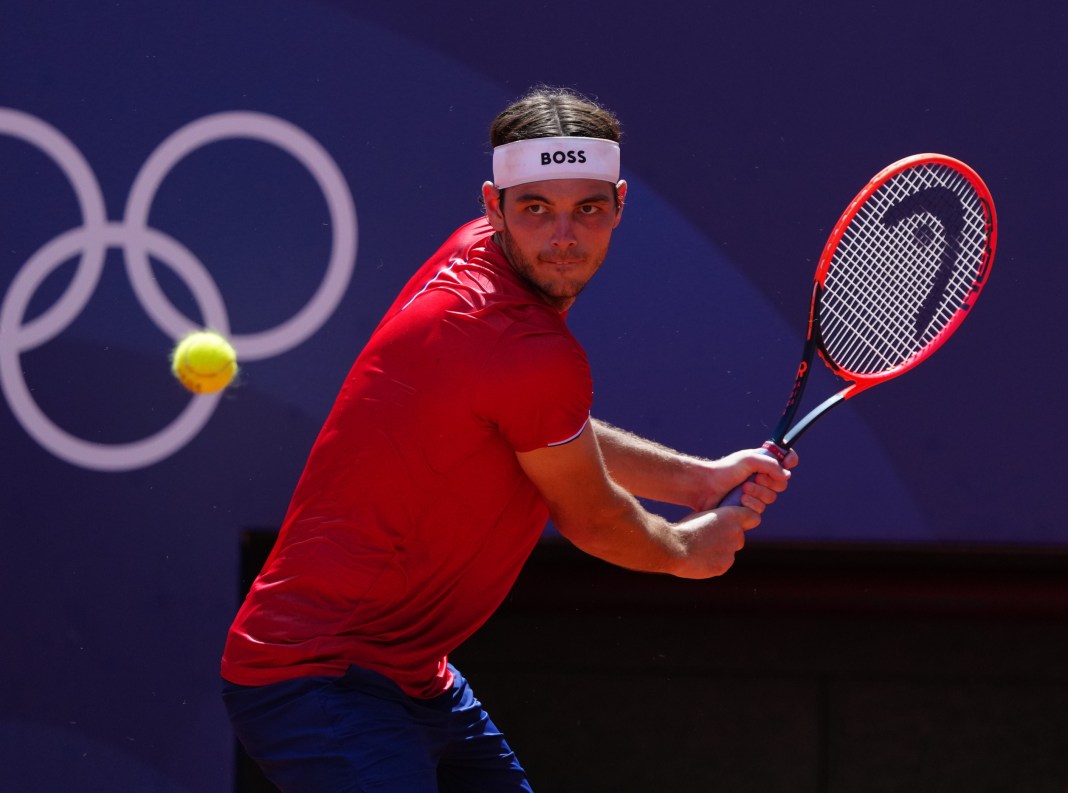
[170,330,238,394]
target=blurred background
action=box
[2,1,1065,790]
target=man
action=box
[222,86,796,792]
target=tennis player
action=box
[221,86,796,793]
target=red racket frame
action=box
[763,154,996,462]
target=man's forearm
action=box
[591,418,705,507]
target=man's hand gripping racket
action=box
[722,154,997,507]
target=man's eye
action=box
[579,205,601,215]
[526,205,547,215]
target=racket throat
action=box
[781,392,847,447]
[771,345,818,448]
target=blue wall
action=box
[2,1,1065,789]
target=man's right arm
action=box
[515,424,760,579]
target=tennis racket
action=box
[722,153,997,507]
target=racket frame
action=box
[767,153,996,454]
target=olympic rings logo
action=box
[0,108,358,472]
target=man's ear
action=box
[613,180,628,228]
[482,181,506,231]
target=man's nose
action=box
[550,215,577,248]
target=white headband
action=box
[492,136,620,189]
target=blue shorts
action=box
[222,663,533,793]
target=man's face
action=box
[483,178,627,311]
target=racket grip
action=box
[718,441,790,508]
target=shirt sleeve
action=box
[475,320,593,453]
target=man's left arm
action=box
[591,418,796,513]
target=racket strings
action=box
[819,163,989,375]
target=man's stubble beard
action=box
[496,225,597,311]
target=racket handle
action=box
[718,441,790,508]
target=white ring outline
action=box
[0,108,358,471]
[1,225,224,471]
[0,108,109,349]
[125,112,358,359]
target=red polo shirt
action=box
[221,217,592,698]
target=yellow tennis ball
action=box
[171,330,238,394]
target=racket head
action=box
[812,153,996,395]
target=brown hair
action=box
[489,86,622,147]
